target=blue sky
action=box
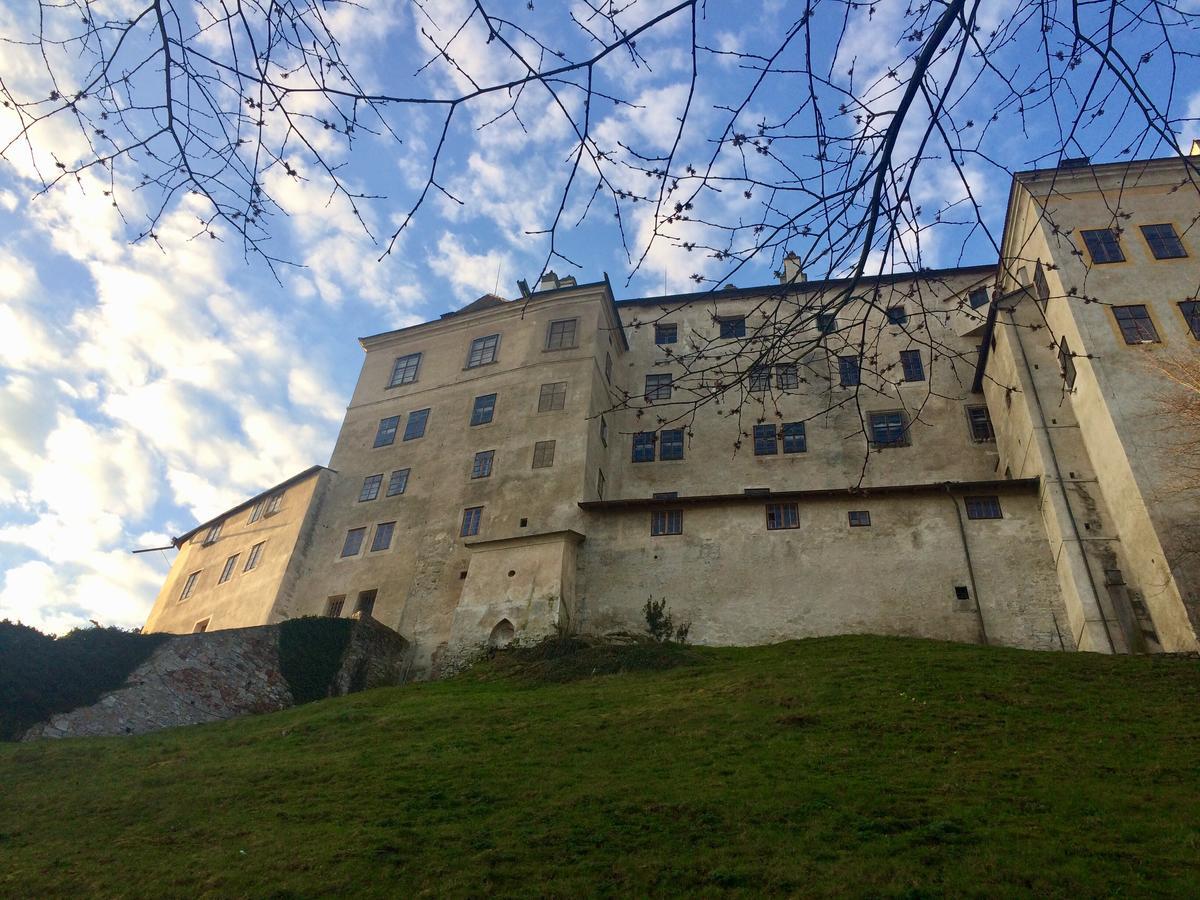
[1,0,1196,632]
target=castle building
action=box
[143,155,1200,673]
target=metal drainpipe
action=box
[945,485,989,646]
[1005,306,1117,652]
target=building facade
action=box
[144,156,1200,673]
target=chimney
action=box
[536,271,560,291]
[779,251,806,284]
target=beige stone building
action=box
[144,154,1200,672]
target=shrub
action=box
[643,597,691,644]
[278,617,355,704]
[0,621,167,741]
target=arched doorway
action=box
[488,618,515,649]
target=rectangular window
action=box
[546,318,578,350]
[1033,261,1050,304]
[1180,301,1200,340]
[660,429,684,461]
[387,468,410,496]
[605,352,613,383]
[472,450,495,479]
[341,527,366,558]
[597,469,606,499]
[243,541,265,572]
[632,432,656,463]
[1141,223,1186,260]
[654,323,678,344]
[868,411,909,448]
[600,416,608,447]
[355,590,377,617]
[848,510,871,527]
[651,509,683,536]
[359,474,383,502]
[467,333,500,368]
[966,406,995,442]
[753,424,778,456]
[471,393,497,426]
[775,364,798,390]
[538,381,567,412]
[718,316,746,339]
[371,522,395,552]
[265,493,283,515]
[388,352,422,387]
[326,596,345,618]
[1059,338,1077,389]
[1112,305,1159,344]
[765,502,800,530]
[179,571,200,600]
[886,306,908,325]
[202,523,222,545]
[374,415,400,448]
[968,287,989,309]
[965,496,1003,519]
[653,492,678,500]
[816,312,837,334]
[403,408,430,440]
[193,618,210,634]
[532,440,556,468]
[749,364,770,392]
[900,350,925,382]
[839,356,860,387]
[461,506,483,537]
[644,373,673,402]
[1080,228,1124,264]
[781,422,806,454]
[248,499,266,524]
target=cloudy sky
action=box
[1,0,1194,633]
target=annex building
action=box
[143,155,1200,675]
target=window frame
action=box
[461,506,483,538]
[775,363,799,390]
[340,527,367,558]
[1140,223,1187,260]
[545,318,579,350]
[644,373,673,402]
[899,349,925,382]
[848,510,871,527]
[538,381,568,413]
[244,541,265,572]
[470,393,497,426]
[838,356,861,387]
[387,468,410,497]
[326,596,345,618]
[632,431,656,463]
[1111,304,1160,344]
[532,440,556,469]
[717,316,746,339]
[605,351,613,383]
[816,312,837,334]
[650,508,683,536]
[659,429,685,461]
[265,493,283,515]
[967,287,989,309]
[403,408,431,441]
[202,523,222,545]
[248,498,266,524]
[1080,228,1125,264]
[753,424,778,456]
[868,410,910,448]
[765,502,800,530]
[1180,301,1200,340]
[359,474,383,502]
[387,352,422,388]
[1058,337,1077,389]
[965,496,1003,520]
[965,405,995,442]
[471,450,495,479]
[179,570,200,601]
[596,469,606,499]
[885,306,908,326]
[374,415,401,448]
[466,333,501,368]
[600,416,608,447]
[654,323,678,345]
[781,422,807,454]
[371,522,395,552]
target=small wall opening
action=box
[488,618,516,649]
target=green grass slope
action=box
[2,635,1199,897]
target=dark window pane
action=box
[1058,338,1077,388]
[371,522,395,552]
[900,350,924,382]
[968,288,989,309]
[651,509,683,535]
[1112,305,1159,344]
[538,382,567,412]
[765,502,799,530]
[387,469,410,496]
[869,411,909,447]
[467,334,500,368]
[1080,228,1124,264]
[1141,223,1187,260]
[532,440,556,468]
[775,364,798,390]
[1034,261,1050,303]
[718,317,746,338]
[632,432,656,463]
[374,415,400,448]
[817,312,837,334]
[781,422,806,453]
[967,406,995,441]
[644,373,673,401]
[848,510,871,527]
[655,323,678,345]
[359,474,383,501]
[753,424,778,456]
[965,496,1003,519]
[388,352,421,387]
[1180,301,1200,339]
[472,450,494,479]
[886,306,907,325]
[660,429,684,460]
[461,507,483,537]
[471,393,497,426]
[839,356,860,387]
[403,408,430,440]
[341,528,366,557]
[749,364,770,392]
[546,319,577,349]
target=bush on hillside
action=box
[643,596,691,644]
[475,631,704,683]
[0,621,168,741]
[277,616,355,704]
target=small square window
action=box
[816,312,837,334]
[1180,301,1200,340]
[538,381,568,412]
[1059,338,1077,389]
[1141,224,1186,260]
[532,440,556,468]
[886,306,907,325]
[644,373,673,402]
[749,364,770,392]
[965,496,1003,519]
[660,429,684,461]
[1080,228,1125,264]
[404,408,430,440]
[839,356,861,387]
[244,542,265,572]
[954,586,970,601]
[467,333,501,368]
[387,468,410,496]
[471,393,497,426]
[374,415,400,448]
[472,450,495,479]
[775,364,798,390]
[341,527,367,557]
[655,323,678,345]
[651,509,683,536]
[966,406,995,442]
[781,422,806,454]
[718,317,746,339]
[632,432,656,463]
[359,474,383,502]
[371,522,395,552]
[179,571,200,601]
[765,502,799,530]
[546,318,578,350]
[388,352,421,387]
[1112,305,1159,344]
[355,590,377,617]
[900,350,924,382]
[968,287,989,309]
[868,411,909,448]
[753,424,778,456]
[848,510,871,527]
[218,554,239,584]
[461,506,483,537]
[326,596,345,617]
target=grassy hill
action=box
[2,635,1199,897]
